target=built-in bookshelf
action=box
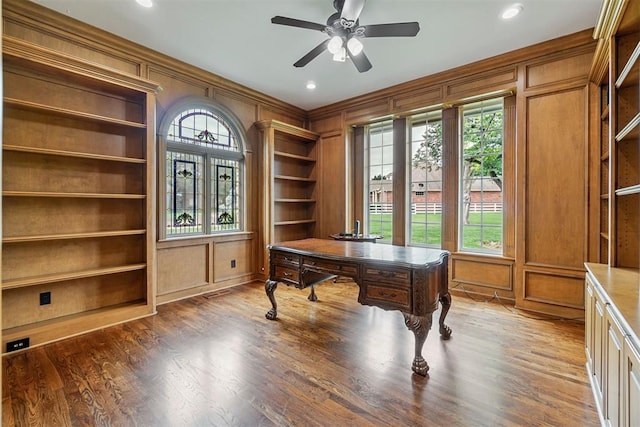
[600,84,610,263]
[1,38,160,352]
[611,26,640,268]
[256,120,319,269]
[586,1,639,425]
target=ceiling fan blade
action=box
[361,22,420,37]
[340,0,366,28]
[294,39,331,68]
[271,16,327,32]
[349,49,372,73]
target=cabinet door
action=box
[625,338,640,427]
[585,279,596,370]
[593,285,607,406]
[605,306,625,426]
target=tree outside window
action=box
[460,98,503,252]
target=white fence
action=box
[370,203,503,214]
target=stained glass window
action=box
[160,98,244,238]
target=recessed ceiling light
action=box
[306,81,317,90]
[136,0,153,8]
[501,4,523,19]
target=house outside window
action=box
[159,98,245,239]
[459,98,504,253]
[409,111,443,248]
[365,120,393,242]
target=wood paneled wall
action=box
[2,0,600,317]
[308,30,598,318]
[2,0,307,303]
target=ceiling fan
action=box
[271,0,420,73]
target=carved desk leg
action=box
[439,292,452,339]
[402,313,433,376]
[265,279,278,320]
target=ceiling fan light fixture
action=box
[327,36,344,54]
[333,47,347,62]
[347,37,363,56]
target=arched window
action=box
[158,97,245,239]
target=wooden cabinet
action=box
[586,273,607,416]
[2,38,159,352]
[587,2,640,423]
[585,264,640,427]
[256,120,319,270]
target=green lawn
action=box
[369,212,502,250]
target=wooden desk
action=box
[265,238,451,376]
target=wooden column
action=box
[441,107,459,252]
[392,117,407,246]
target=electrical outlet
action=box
[40,291,51,305]
[6,337,29,353]
[231,259,236,268]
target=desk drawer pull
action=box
[380,271,395,278]
[377,290,397,298]
[283,272,292,277]
[284,256,294,262]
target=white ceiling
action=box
[31,0,603,111]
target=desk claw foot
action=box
[265,279,278,321]
[403,313,433,377]
[438,292,452,339]
[412,356,430,376]
[439,323,452,339]
[307,285,317,301]
[265,308,278,320]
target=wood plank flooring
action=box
[3,280,598,426]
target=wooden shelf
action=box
[2,144,146,164]
[615,112,640,142]
[274,151,316,163]
[3,190,146,199]
[275,198,316,203]
[615,41,640,88]
[2,301,153,354]
[2,263,147,290]
[614,184,640,196]
[4,97,147,128]
[274,219,316,226]
[3,229,146,243]
[274,175,316,183]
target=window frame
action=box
[158,97,247,240]
[457,97,504,254]
[364,120,394,243]
[407,110,444,249]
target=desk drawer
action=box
[363,282,410,310]
[272,251,300,267]
[273,265,299,284]
[302,258,358,276]
[363,265,411,287]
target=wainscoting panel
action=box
[451,256,513,291]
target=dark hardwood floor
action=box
[3,280,598,426]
